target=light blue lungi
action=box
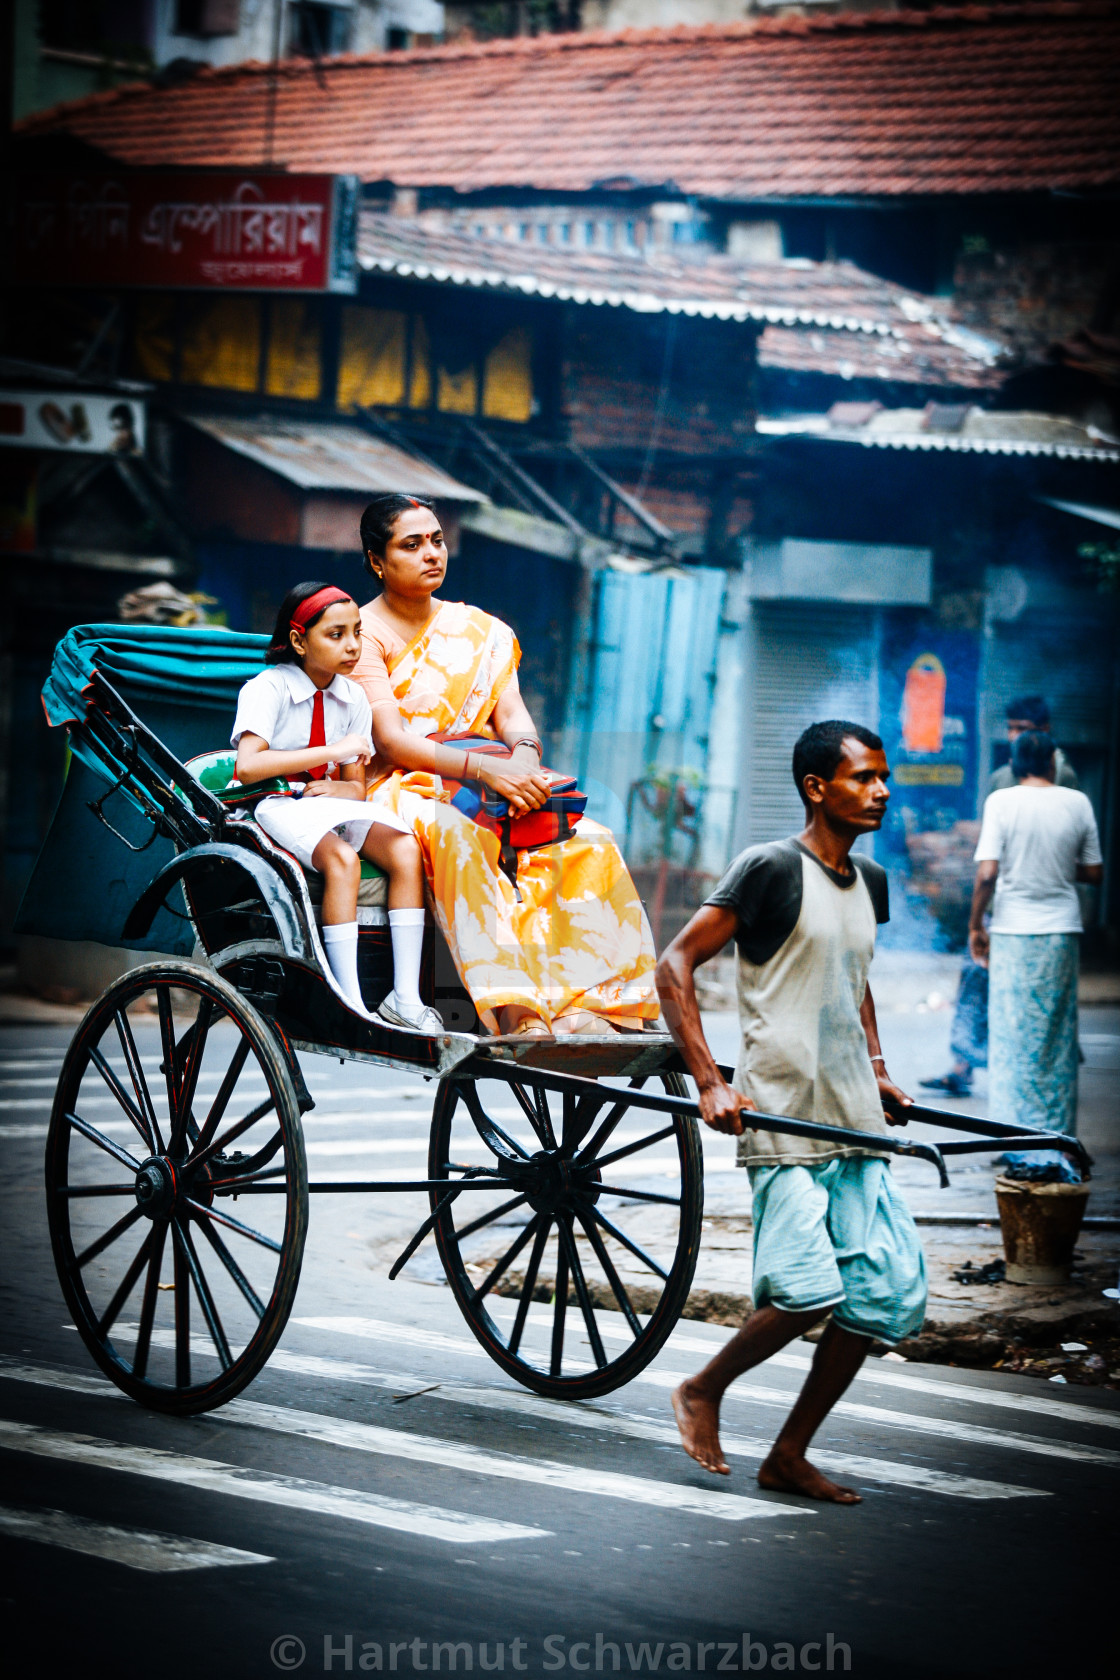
[748,1157,927,1346]
[989,931,1079,1136]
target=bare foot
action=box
[552,1010,618,1036]
[757,1447,861,1504]
[497,1006,550,1037]
[671,1381,730,1476]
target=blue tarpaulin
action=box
[18,624,269,953]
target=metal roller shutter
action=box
[741,602,878,849]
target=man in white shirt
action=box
[970,730,1103,1137]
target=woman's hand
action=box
[477,759,552,816]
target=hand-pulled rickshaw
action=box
[31,626,1090,1417]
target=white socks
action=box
[388,908,425,1008]
[323,910,426,1019]
[321,922,367,1014]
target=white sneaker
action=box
[377,992,444,1035]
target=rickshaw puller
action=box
[656,720,927,1503]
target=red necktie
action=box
[307,688,327,780]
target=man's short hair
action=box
[1010,730,1056,780]
[792,720,883,807]
[1006,694,1050,728]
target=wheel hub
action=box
[523,1149,601,1214]
[134,1156,177,1219]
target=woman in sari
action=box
[352,493,658,1037]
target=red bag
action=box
[433,733,588,891]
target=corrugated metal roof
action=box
[357,213,989,342]
[757,407,1120,460]
[757,324,1004,391]
[181,413,486,500]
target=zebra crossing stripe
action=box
[0,1419,549,1546]
[0,1360,803,1523]
[0,1503,273,1572]
[35,1341,1051,1501]
[293,1316,1120,1467]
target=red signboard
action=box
[9,171,357,293]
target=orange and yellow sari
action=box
[356,600,657,1033]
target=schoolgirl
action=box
[232,581,442,1034]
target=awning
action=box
[178,412,485,550]
[757,407,1120,462]
[181,413,485,501]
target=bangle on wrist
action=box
[870,1055,886,1064]
[511,737,543,757]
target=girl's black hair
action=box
[359,493,437,579]
[265,581,355,665]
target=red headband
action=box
[290,586,354,632]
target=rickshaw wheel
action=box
[45,960,308,1415]
[429,1065,702,1398]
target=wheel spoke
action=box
[531,1083,558,1150]
[115,1010,162,1153]
[550,1236,569,1378]
[510,1081,557,1149]
[596,1184,681,1206]
[460,1082,531,1162]
[169,997,215,1158]
[172,1216,190,1387]
[191,1098,276,1173]
[575,1081,642,1164]
[574,1208,642,1336]
[218,1127,284,1179]
[585,1205,668,1281]
[471,1214,542,1304]
[96,1226,157,1339]
[65,1112,143,1174]
[508,1217,551,1357]
[71,1203,146,1272]
[190,1035,251,1162]
[89,1048,154,1153]
[557,1217,607,1369]
[185,1197,283,1253]
[174,1217,232,1371]
[132,1219,168,1380]
[194,1214,266,1319]
[592,1124,676,1172]
[157,986,181,1143]
[454,1192,529,1242]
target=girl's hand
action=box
[301,778,353,799]
[478,759,552,815]
[332,733,373,765]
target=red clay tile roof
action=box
[18,5,1120,199]
[358,213,1008,377]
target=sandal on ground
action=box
[919,1072,972,1096]
[376,993,445,1035]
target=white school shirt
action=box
[231,664,372,779]
[974,784,1102,935]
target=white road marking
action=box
[0,1419,548,1546]
[664,1329,1120,1433]
[295,1316,1120,1466]
[55,1344,1039,1502]
[0,1503,273,1572]
[1,1358,802,1522]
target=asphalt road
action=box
[2,1021,1117,1680]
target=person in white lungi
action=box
[232,581,443,1033]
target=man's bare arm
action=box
[655,906,754,1136]
[859,983,912,1125]
[969,860,998,966]
[1077,863,1103,886]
